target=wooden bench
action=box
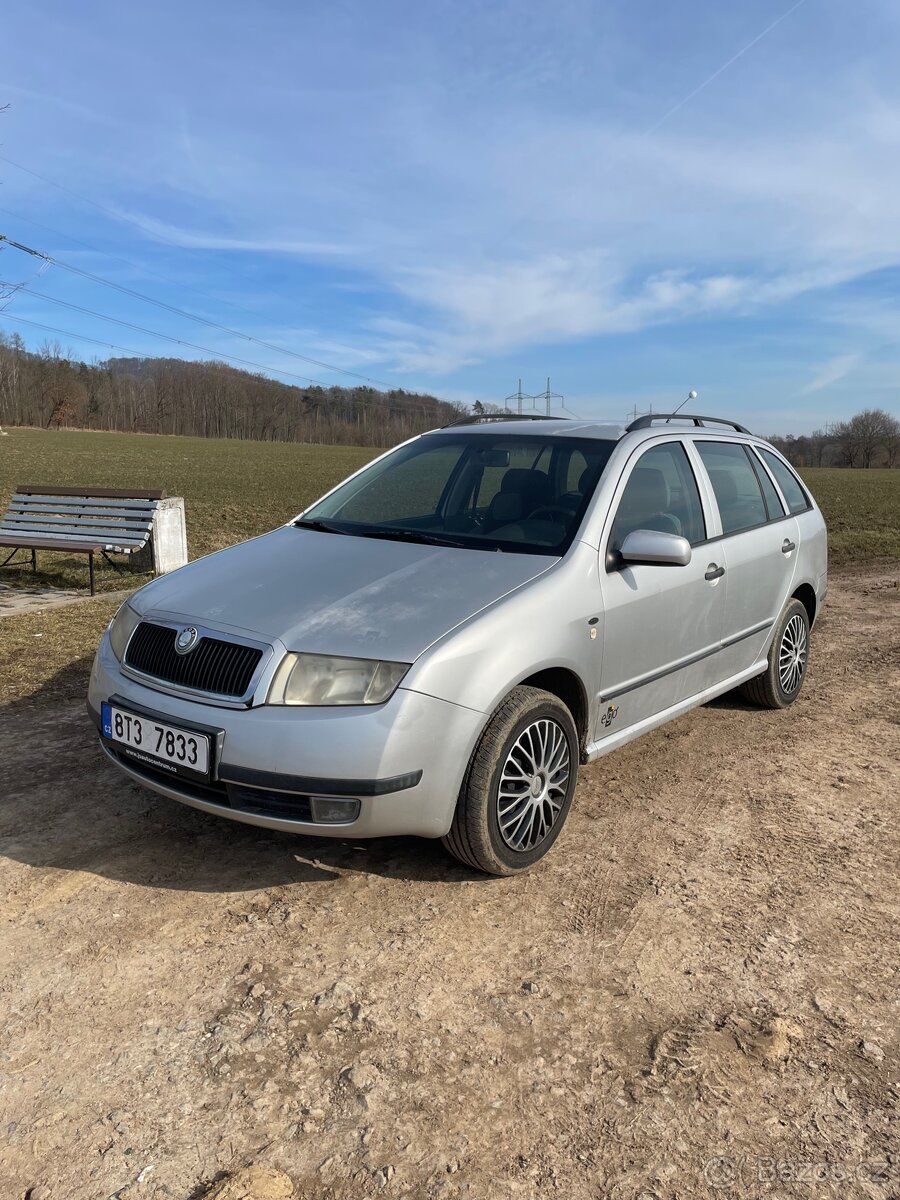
[0,485,164,594]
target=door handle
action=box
[705,563,725,581]
[781,539,796,554]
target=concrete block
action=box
[129,496,188,574]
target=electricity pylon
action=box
[504,379,536,415]
[537,377,564,416]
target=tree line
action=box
[2,333,897,461]
[0,333,464,445]
[767,408,900,469]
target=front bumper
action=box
[88,633,486,838]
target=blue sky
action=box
[2,0,900,433]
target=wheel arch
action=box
[791,582,817,627]
[517,666,590,754]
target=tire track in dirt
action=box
[565,769,719,983]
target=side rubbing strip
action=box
[602,620,773,702]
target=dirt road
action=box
[1,570,898,1200]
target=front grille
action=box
[106,746,313,821]
[125,621,263,697]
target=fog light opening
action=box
[309,796,361,824]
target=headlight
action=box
[108,602,141,661]
[267,653,409,706]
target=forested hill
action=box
[0,334,463,446]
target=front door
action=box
[596,440,725,741]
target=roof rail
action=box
[444,413,569,427]
[625,413,752,435]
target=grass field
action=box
[1,426,898,704]
[0,426,378,590]
[802,466,900,565]
[0,428,378,702]
[2,427,898,577]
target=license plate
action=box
[101,702,210,776]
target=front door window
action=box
[609,441,706,555]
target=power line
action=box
[0,199,399,364]
[0,312,177,358]
[0,312,440,421]
[0,232,395,387]
[0,257,51,311]
[0,201,213,295]
[502,377,579,418]
[0,280,334,386]
[0,154,150,234]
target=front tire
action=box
[442,686,579,876]
[740,597,810,709]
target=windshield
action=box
[297,433,616,555]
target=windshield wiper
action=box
[351,526,473,550]
[295,519,471,549]
[294,518,354,535]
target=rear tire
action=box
[442,686,579,876]
[740,597,810,709]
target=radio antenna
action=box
[667,389,698,422]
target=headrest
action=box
[578,466,595,495]
[627,467,669,513]
[499,469,551,508]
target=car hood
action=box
[135,525,555,662]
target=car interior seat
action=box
[612,467,682,546]
[707,468,759,530]
[485,468,552,531]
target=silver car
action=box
[88,412,827,875]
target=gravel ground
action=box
[0,569,897,1200]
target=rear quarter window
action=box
[758,449,811,515]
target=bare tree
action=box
[884,415,900,468]
[833,419,861,467]
[832,409,898,467]
[854,408,894,467]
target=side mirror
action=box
[619,529,692,566]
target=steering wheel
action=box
[529,505,572,523]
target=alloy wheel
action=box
[497,718,570,852]
[779,613,808,694]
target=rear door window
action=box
[758,449,811,515]
[695,441,768,535]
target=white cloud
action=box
[375,258,867,375]
[797,353,860,395]
[7,0,900,399]
[107,209,359,258]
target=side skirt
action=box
[583,659,768,762]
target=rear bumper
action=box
[87,633,486,838]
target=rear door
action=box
[691,439,799,678]
[596,440,724,740]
